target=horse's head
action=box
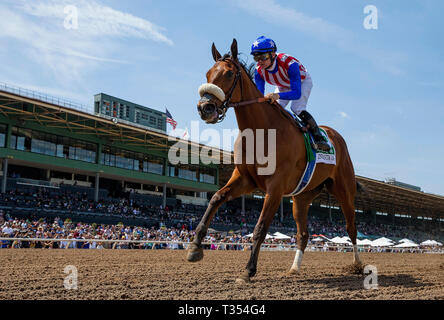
[197,39,242,124]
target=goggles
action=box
[253,53,271,62]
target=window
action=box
[143,155,163,175]
[199,167,216,184]
[102,100,111,115]
[10,126,96,163]
[101,146,163,174]
[11,127,31,151]
[0,124,6,148]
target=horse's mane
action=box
[223,53,301,129]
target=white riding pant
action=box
[275,72,313,116]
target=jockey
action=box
[251,36,330,152]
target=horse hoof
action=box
[235,277,250,284]
[287,268,299,275]
[343,262,364,275]
[187,247,204,262]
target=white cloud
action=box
[339,111,350,119]
[235,0,353,44]
[0,0,173,84]
[20,0,173,45]
[233,0,406,75]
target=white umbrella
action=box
[273,232,291,239]
[420,240,442,246]
[393,242,419,248]
[370,238,394,247]
[398,238,414,243]
[312,237,325,242]
[330,236,352,245]
[375,237,393,243]
[245,233,275,240]
[357,239,373,246]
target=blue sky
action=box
[1,0,443,195]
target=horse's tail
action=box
[356,181,367,194]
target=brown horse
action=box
[187,39,363,283]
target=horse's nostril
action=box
[203,104,216,114]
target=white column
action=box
[94,172,100,202]
[1,158,8,193]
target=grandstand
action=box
[0,82,443,241]
[0,82,219,206]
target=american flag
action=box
[165,108,177,130]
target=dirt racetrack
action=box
[0,249,442,300]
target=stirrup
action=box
[314,140,330,152]
[293,115,308,133]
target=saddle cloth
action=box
[284,111,336,197]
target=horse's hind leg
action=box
[325,178,362,266]
[187,168,255,262]
[289,184,324,274]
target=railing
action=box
[0,82,92,115]
[1,237,442,253]
[16,178,59,189]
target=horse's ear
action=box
[230,38,238,61]
[211,43,222,62]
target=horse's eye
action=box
[225,70,233,78]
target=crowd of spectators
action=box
[0,213,269,251]
[0,189,167,218]
[0,188,441,248]
[1,210,442,253]
[0,213,195,249]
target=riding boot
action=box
[298,110,330,152]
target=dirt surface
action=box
[0,249,442,300]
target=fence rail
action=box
[1,237,442,253]
[0,82,92,115]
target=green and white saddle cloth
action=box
[306,128,336,165]
[285,128,336,197]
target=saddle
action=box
[285,110,328,154]
[283,108,307,131]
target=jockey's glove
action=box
[265,93,280,103]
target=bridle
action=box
[199,57,267,123]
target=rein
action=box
[227,97,267,108]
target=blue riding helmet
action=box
[250,36,277,55]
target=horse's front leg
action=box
[187,169,255,262]
[237,192,282,283]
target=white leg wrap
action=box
[291,249,304,271]
[353,245,361,264]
